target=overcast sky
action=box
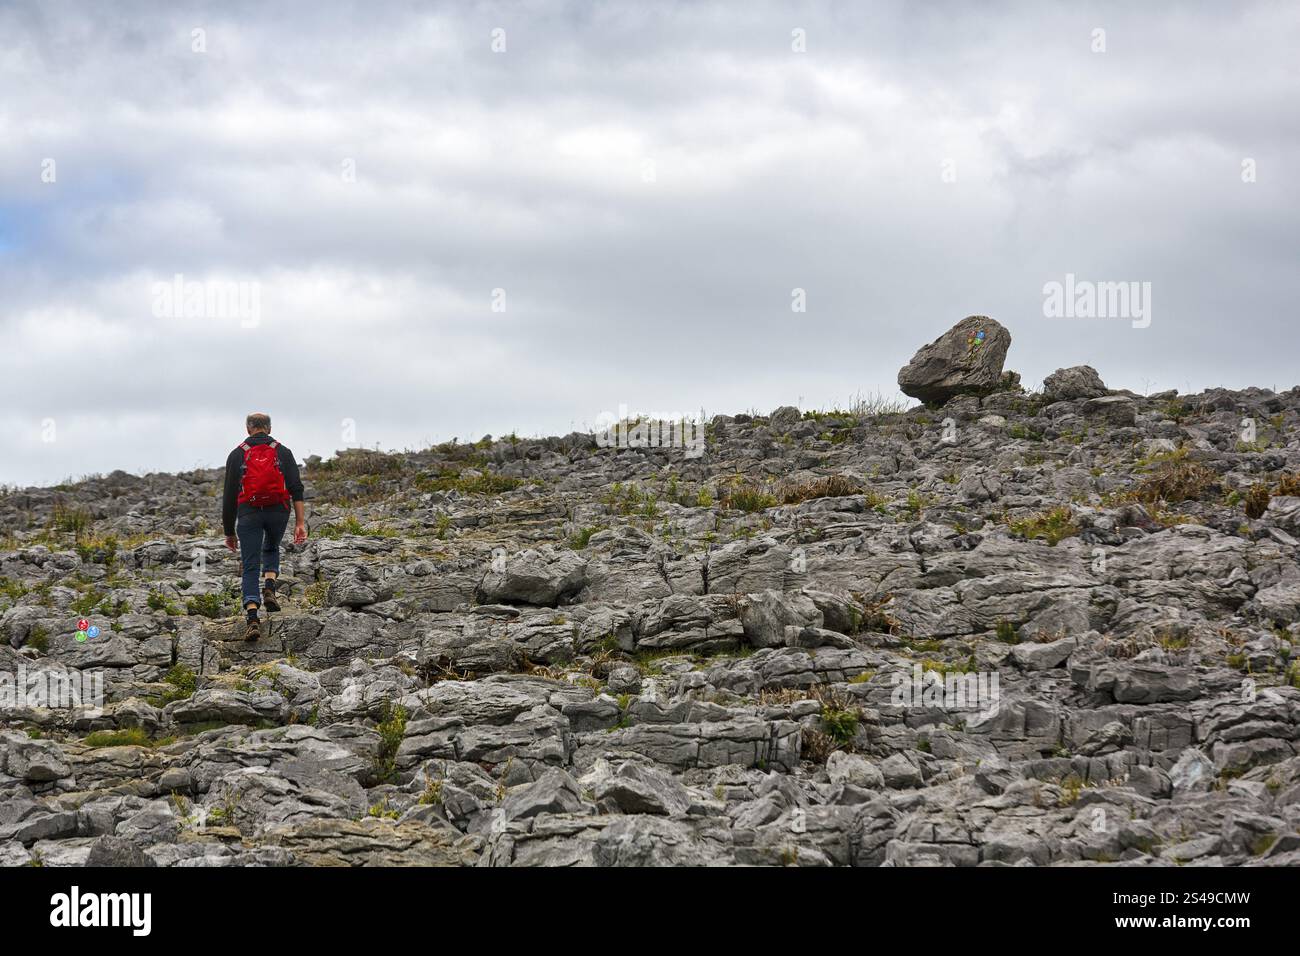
[2,1,1297,487]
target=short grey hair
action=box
[246,413,272,432]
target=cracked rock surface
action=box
[3,380,1300,866]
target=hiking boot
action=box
[262,583,281,613]
[244,617,262,642]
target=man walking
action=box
[222,413,307,640]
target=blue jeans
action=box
[236,504,290,609]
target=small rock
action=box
[769,406,802,432]
[1010,635,1076,671]
[1042,365,1107,402]
[478,548,587,606]
[85,835,157,867]
[3,734,71,783]
[1082,394,1137,426]
[826,751,884,789]
[879,753,923,789]
[974,756,1017,795]
[501,768,588,820]
[1169,748,1214,793]
[593,762,690,815]
[606,663,642,695]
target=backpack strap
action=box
[237,443,251,499]
[269,441,279,450]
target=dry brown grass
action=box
[1245,482,1272,519]
[780,475,863,504]
[1134,451,1218,505]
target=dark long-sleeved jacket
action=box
[221,433,305,535]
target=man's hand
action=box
[292,501,307,545]
[225,535,237,553]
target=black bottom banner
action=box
[0,864,1282,943]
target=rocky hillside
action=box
[4,365,1300,866]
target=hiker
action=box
[222,413,307,640]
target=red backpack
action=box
[237,441,290,506]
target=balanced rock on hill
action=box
[897,315,1012,405]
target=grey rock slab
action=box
[591,815,732,866]
[1010,635,1076,671]
[592,761,691,815]
[85,834,158,867]
[478,548,587,606]
[501,768,588,820]
[826,751,884,789]
[1082,395,1138,426]
[1,732,71,783]
[1170,749,1216,790]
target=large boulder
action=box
[1042,365,1107,402]
[897,316,1012,404]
